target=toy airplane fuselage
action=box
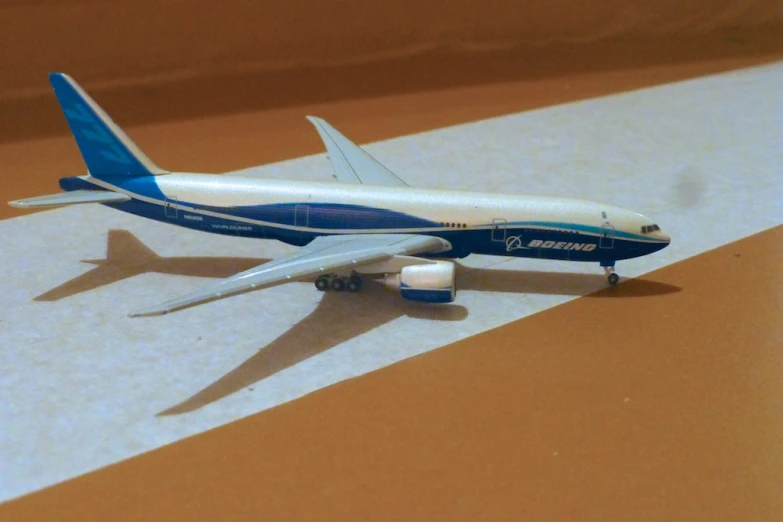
[57,173,666,262]
[10,73,670,316]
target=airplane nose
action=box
[651,230,671,249]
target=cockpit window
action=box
[641,224,660,234]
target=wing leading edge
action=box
[306,116,409,187]
[129,234,450,317]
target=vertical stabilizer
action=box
[49,72,168,177]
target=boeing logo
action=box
[506,236,597,252]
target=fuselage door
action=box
[295,204,310,228]
[491,218,507,242]
[164,196,178,219]
[599,222,615,249]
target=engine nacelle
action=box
[382,261,456,303]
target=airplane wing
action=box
[129,233,449,317]
[306,116,409,187]
[9,190,130,209]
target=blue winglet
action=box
[49,73,167,177]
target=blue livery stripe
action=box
[400,286,454,303]
[198,202,441,230]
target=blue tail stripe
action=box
[49,73,156,177]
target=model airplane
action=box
[9,73,670,317]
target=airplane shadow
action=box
[454,262,681,299]
[160,262,680,416]
[34,229,269,302]
[34,230,679,414]
[158,283,468,415]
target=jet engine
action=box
[382,261,456,303]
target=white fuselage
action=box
[65,173,671,262]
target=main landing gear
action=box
[315,273,362,293]
[601,261,620,286]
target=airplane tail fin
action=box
[49,72,168,178]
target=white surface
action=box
[1,63,781,501]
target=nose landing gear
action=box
[315,273,362,293]
[601,260,620,286]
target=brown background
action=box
[3,0,780,98]
[1,0,781,194]
[1,0,781,520]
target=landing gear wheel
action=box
[602,263,618,286]
[331,277,346,292]
[315,275,330,291]
[347,276,362,292]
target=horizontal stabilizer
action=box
[8,190,130,209]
